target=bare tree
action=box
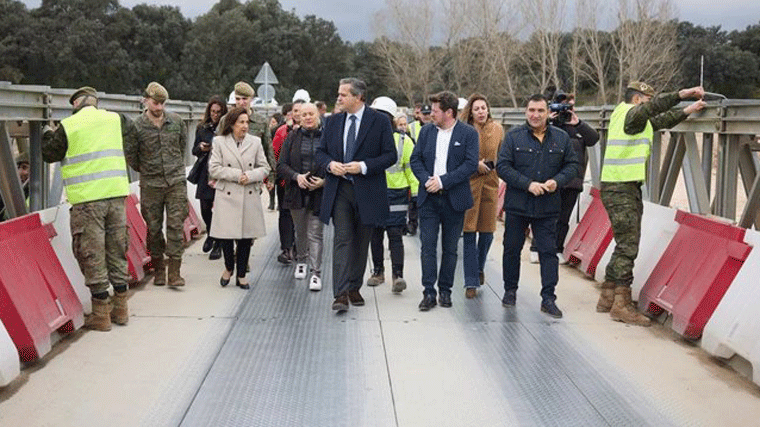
[371,0,444,105]
[612,0,679,101]
[573,0,615,103]
[518,0,567,94]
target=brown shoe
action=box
[465,288,478,299]
[111,291,129,325]
[479,271,485,286]
[596,281,615,313]
[84,297,112,332]
[167,258,185,287]
[348,289,364,306]
[391,276,406,294]
[332,293,349,312]
[366,270,385,286]
[610,286,651,326]
[152,256,166,286]
[348,289,365,306]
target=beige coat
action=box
[208,133,270,239]
[463,120,505,233]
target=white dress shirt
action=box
[341,104,367,175]
[433,124,454,187]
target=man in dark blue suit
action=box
[316,78,397,312]
[410,91,479,311]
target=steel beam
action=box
[658,133,685,207]
[682,132,711,214]
[702,133,713,198]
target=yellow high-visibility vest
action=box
[385,132,418,195]
[601,102,654,182]
[61,106,129,204]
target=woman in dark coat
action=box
[193,96,227,260]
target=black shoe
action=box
[209,242,222,260]
[236,279,249,290]
[407,223,417,236]
[277,249,292,264]
[502,291,516,307]
[541,300,563,319]
[220,276,230,287]
[438,293,452,308]
[418,295,437,311]
[202,237,214,253]
[332,293,349,312]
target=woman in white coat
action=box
[208,107,271,289]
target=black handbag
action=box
[187,153,208,184]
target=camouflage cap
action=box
[627,81,655,97]
[234,81,254,98]
[144,82,169,103]
[69,86,97,105]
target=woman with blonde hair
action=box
[460,93,504,298]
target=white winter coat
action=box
[208,133,270,239]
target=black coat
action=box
[277,126,324,215]
[496,123,579,218]
[554,120,599,190]
[192,121,217,200]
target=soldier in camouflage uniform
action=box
[598,81,706,325]
[218,81,276,188]
[42,86,134,331]
[124,82,189,287]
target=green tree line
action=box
[1,0,759,106]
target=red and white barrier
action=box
[702,229,760,386]
[0,319,20,387]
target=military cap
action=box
[420,104,432,114]
[234,81,255,98]
[144,82,169,103]
[627,81,655,97]
[16,152,29,165]
[69,86,97,105]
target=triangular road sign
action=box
[254,62,279,85]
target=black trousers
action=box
[199,198,213,235]
[276,184,294,251]
[332,179,373,297]
[370,225,405,277]
[219,238,253,278]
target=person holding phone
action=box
[459,93,504,298]
[277,103,326,291]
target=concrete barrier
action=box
[702,229,760,386]
[0,319,20,387]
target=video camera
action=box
[549,91,573,126]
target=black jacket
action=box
[277,126,324,215]
[496,123,579,218]
[552,120,599,190]
[192,121,218,200]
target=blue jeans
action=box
[419,193,465,297]
[502,213,559,302]
[463,232,493,288]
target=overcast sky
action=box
[21,0,760,43]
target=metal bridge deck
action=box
[176,227,676,427]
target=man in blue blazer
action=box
[316,78,397,312]
[410,91,479,311]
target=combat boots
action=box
[152,256,166,286]
[167,258,186,287]
[84,297,112,332]
[610,286,651,326]
[596,281,616,313]
[111,291,129,325]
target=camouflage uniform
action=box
[601,91,688,287]
[42,112,134,296]
[124,111,188,261]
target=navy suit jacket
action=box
[410,120,479,212]
[316,106,397,225]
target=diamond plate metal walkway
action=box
[177,226,678,427]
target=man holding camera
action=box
[529,93,599,264]
[497,94,579,318]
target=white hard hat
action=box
[458,97,468,110]
[371,96,397,118]
[292,89,310,103]
[227,91,236,105]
